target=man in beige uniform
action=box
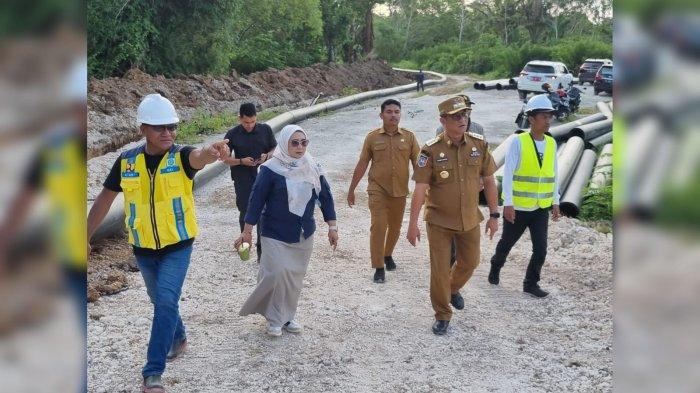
[348,99,420,283]
[407,95,500,335]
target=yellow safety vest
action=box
[120,145,198,249]
[44,133,87,270]
[510,132,556,209]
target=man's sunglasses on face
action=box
[150,124,178,133]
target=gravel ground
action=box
[88,84,612,392]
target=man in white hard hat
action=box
[87,93,230,393]
[0,59,89,392]
[488,94,561,298]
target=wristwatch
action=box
[489,212,500,219]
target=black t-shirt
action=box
[224,123,276,179]
[24,135,87,190]
[103,145,197,256]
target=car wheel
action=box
[518,89,528,100]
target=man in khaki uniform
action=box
[407,95,500,335]
[348,99,420,283]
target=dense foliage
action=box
[88,0,611,78]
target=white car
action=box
[516,60,574,100]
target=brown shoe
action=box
[142,375,165,393]
[166,338,187,362]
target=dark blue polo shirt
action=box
[224,123,276,180]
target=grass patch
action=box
[392,60,419,70]
[576,107,598,116]
[341,86,360,96]
[579,185,612,222]
[177,109,237,144]
[257,108,284,121]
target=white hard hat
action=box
[136,93,179,125]
[62,59,87,103]
[523,94,555,114]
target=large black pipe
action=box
[560,148,598,217]
[518,112,608,142]
[473,82,482,89]
[557,136,585,192]
[569,119,613,141]
[589,131,612,149]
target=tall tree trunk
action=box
[362,4,374,55]
[458,3,466,43]
[402,4,414,57]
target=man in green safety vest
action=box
[487,94,561,298]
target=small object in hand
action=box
[238,242,251,261]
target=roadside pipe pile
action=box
[568,119,613,141]
[560,148,598,217]
[589,143,612,189]
[88,69,448,241]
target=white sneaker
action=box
[266,324,282,337]
[283,320,302,333]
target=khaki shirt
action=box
[412,132,496,231]
[359,127,420,197]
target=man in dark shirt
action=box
[416,69,426,92]
[221,103,277,260]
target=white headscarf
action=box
[262,125,324,217]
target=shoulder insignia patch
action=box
[467,132,484,141]
[417,153,429,167]
[426,137,440,146]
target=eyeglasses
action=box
[149,124,178,133]
[290,139,309,147]
[442,110,471,121]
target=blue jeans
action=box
[135,245,192,378]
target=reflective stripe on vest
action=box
[120,145,198,249]
[44,135,87,269]
[508,132,556,209]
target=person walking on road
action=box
[434,95,485,267]
[222,103,277,261]
[416,69,426,92]
[236,125,338,337]
[407,95,500,336]
[347,99,420,283]
[488,94,561,298]
[87,93,230,393]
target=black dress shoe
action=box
[432,319,449,335]
[373,268,385,283]
[523,284,549,298]
[384,256,396,271]
[488,265,501,285]
[450,292,464,310]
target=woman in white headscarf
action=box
[235,124,338,336]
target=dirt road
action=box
[88,86,612,392]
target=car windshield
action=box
[582,62,603,69]
[600,66,613,78]
[524,64,555,74]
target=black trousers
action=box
[490,208,549,287]
[417,80,424,92]
[233,173,261,259]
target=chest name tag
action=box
[160,166,181,174]
[436,157,448,163]
[122,171,140,178]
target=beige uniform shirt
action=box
[412,132,497,231]
[359,127,420,197]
